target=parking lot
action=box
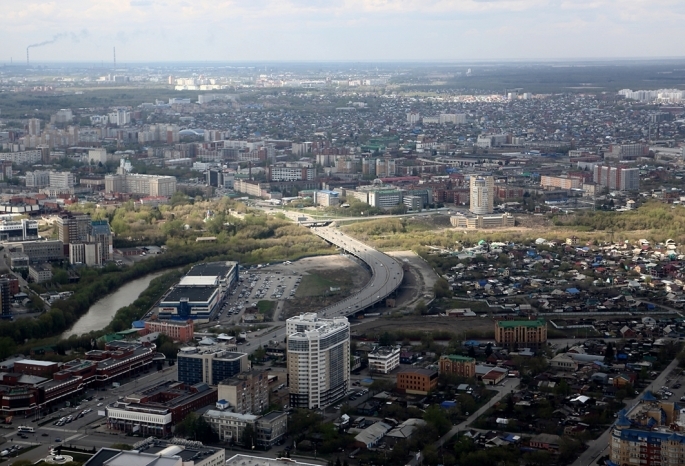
[214,267,302,325]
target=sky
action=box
[4,0,685,63]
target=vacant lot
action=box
[352,314,496,340]
[282,254,371,317]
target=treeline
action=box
[555,201,685,243]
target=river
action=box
[61,270,168,338]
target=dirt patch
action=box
[386,250,439,309]
[351,314,496,339]
[281,254,371,317]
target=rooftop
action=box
[496,319,547,328]
[225,455,321,466]
[440,354,475,363]
[163,286,218,303]
[186,261,237,278]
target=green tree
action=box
[423,405,451,435]
[433,278,452,299]
[604,342,615,362]
[241,423,258,449]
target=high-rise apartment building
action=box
[27,119,41,136]
[286,313,350,409]
[0,278,10,319]
[89,220,113,263]
[611,399,685,466]
[592,165,640,191]
[470,175,494,214]
[55,213,92,245]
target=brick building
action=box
[495,320,547,350]
[396,368,438,395]
[438,355,476,378]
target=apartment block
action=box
[105,174,177,196]
[592,165,640,191]
[470,175,494,214]
[611,399,685,466]
[286,313,350,409]
[540,175,581,190]
[217,370,269,415]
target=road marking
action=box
[65,433,84,442]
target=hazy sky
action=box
[5,0,685,63]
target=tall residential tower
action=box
[286,314,350,410]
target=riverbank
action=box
[61,270,168,338]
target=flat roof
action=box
[15,359,57,366]
[226,455,322,466]
[163,286,217,303]
[496,319,546,328]
[186,261,237,277]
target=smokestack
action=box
[26,48,29,66]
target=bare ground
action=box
[279,255,371,317]
[351,315,496,339]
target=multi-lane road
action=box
[243,225,403,349]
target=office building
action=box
[449,212,515,229]
[105,173,177,197]
[268,166,316,182]
[470,175,494,214]
[48,171,76,189]
[85,439,225,466]
[367,189,403,209]
[495,319,547,350]
[203,410,287,448]
[610,399,685,466]
[28,263,53,282]
[10,240,64,262]
[286,313,350,409]
[89,220,113,262]
[438,354,476,378]
[396,368,438,395]
[0,219,39,242]
[105,380,218,437]
[177,347,248,385]
[25,170,51,188]
[367,346,401,374]
[69,243,102,266]
[316,190,339,207]
[217,370,269,414]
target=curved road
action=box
[244,225,404,348]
